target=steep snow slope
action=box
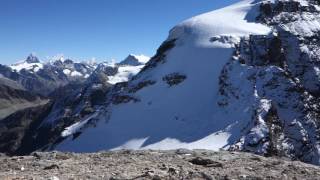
[57,0,271,151]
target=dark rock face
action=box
[128,80,156,93]
[88,63,118,85]
[117,55,144,66]
[139,39,176,74]
[257,0,320,94]
[25,54,40,63]
[0,102,54,155]
[220,0,320,165]
[163,73,186,86]
[0,150,320,179]
[258,0,320,23]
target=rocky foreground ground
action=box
[0,150,320,180]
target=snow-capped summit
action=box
[169,0,271,42]
[10,54,43,72]
[118,54,150,66]
[88,55,150,85]
[25,53,40,63]
[104,54,150,84]
[63,59,74,64]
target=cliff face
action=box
[225,0,320,165]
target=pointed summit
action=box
[26,53,40,63]
[118,54,150,66]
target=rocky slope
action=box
[0,150,319,179]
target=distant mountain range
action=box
[0,53,149,154]
[1,54,149,95]
[1,0,320,167]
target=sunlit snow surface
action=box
[107,65,145,84]
[10,61,44,72]
[57,0,271,152]
[106,54,150,84]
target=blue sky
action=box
[0,0,239,64]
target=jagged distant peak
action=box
[83,58,98,67]
[48,55,97,67]
[48,54,79,65]
[25,53,40,63]
[54,54,65,61]
[118,54,150,66]
[47,54,65,65]
[63,59,74,64]
[129,54,150,63]
[10,53,43,72]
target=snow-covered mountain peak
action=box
[84,59,98,67]
[63,59,74,64]
[55,0,275,154]
[118,54,150,66]
[52,0,320,166]
[10,54,43,72]
[169,0,271,45]
[25,53,40,63]
[89,55,150,85]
